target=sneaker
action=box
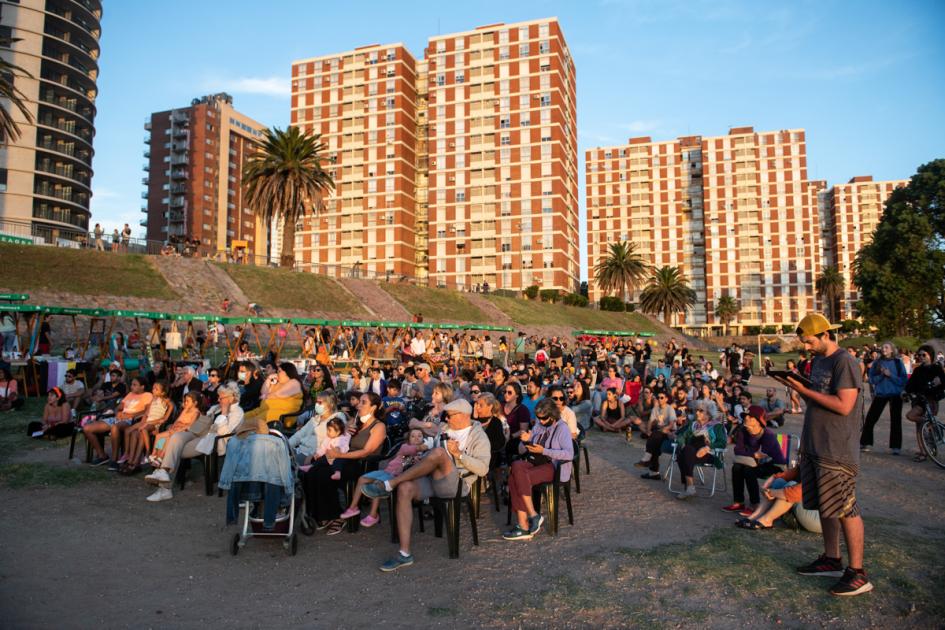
[890,448,901,456]
[380,552,415,572]
[146,488,173,502]
[676,485,697,500]
[721,503,745,512]
[360,514,380,528]
[340,507,361,520]
[860,445,872,453]
[739,507,756,518]
[362,481,390,499]
[116,455,128,465]
[145,469,170,485]
[314,520,331,531]
[90,456,109,466]
[528,514,544,535]
[829,567,874,596]
[633,460,650,469]
[326,519,345,536]
[107,460,120,472]
[796,554,844,577]
[502,526,534,541]
[640,472,661,480]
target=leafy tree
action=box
[524,285,539,300]
[853,159,945,337]
[638,266,696,327]
[714,295,739,335]
[599,296,625,312]
[539,289,560,303]
[593,241,650,303]
[816,265,845,322]
[579,281,588,298]
[243,126,334,268]
[0,36,34,143]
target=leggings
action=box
[860,395,903,449]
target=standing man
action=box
[121,223,132,252]
[93,223,104,251]
[773,313,872,596]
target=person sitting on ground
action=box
[0,367,23,412]
[82,377,152,468]
[737,466,804,530]
[60,369,86,410]
[722,406,787,515]
[28,387,73,439]
[341,428,429,528]
[309,417,351,480]
[502,398,574,541]
[145,382,243,501]
[362,398,489,570]
[674,407,728,500]
[239,362,304,432]
[409,381,453,437]
[119,382,173,474]
[148,391,203,468]
[595,387,629,432]
[302,393,387,536]
[760,388,786,428]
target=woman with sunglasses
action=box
[501,382,531,459]
[904,345,945,462]
[203,369,223,407]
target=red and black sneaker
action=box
[829,567,874,596]
[796,554,844,577]
[721,503,745,512]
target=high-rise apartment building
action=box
[290,43,420,279]
[824,175,907,319]
[142,93,268,259]
[0,0,102,242]
[289,17,579,291]
[587,127,821,333]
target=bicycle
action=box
[910,394,945,469]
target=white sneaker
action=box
[145,469,170,485]
[146,488,173,502]
[676,486,697,500]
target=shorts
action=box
[362,470,394,483]
[799,455,860,519]
[415,468,467,500]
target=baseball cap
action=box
[740,405,768,426]
[443,398,472,416]
[416,362,431,372]
[795,312,840,337]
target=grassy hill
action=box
[220,264,368,316]
[378,282,486,322]
[484,295,658,332]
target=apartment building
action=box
[0,0,102,242]
[289,17,579,291]
[824,176,908,319]
[142,93,267,259]
[587,127,821,333]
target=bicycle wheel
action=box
[920,420,945,469]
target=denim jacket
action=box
[218,433,294,494]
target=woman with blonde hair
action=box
[409,381,453,437]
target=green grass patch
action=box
[0,243,175,298]
[220,264,368,316]
[0,462,106,488]
[378,283,485,322]
[426,606,458,618]
[485,295,658,332]
[0,399,63,461]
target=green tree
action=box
[714,295,740,335]
[593,241,650,303]
[816,265,845,322]
[0,36,34,143]
[243,126,334,268]
[853,159,945,337]
[638,266,696,327]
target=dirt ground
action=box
[1,375,943,629]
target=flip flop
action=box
[743,520,772,530]
[734,517,752,527]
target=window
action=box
[436,74,445,86]
[519,44,529,56]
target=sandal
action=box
[742,520,772,530]
[913,453,927,462]
[734,517,752,527]
[326,519,345,536]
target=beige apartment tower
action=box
[289,18,579,291]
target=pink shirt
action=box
[316,433,350,459]
[384,443,421,476]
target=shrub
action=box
[761,325,778,334]
[599,296,625,312]
[841,319,860,334]
[889,336,921,352]
[562,293,589,307]
[524,285,539,300]
[492,289,518,299]
[625,302,636,312]
[539,289,560,303]
[781,324,793,334]
[746,326,762,335]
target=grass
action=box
[0,243,175,299]
[378,282,485,322]
[0,399,64,461]
[220,263,369,316]
[485,294,659,332]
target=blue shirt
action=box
[522,394,544,420]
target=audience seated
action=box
[722,406,788,515]
[673,407,728,500]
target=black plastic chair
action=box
[572,438,590,493]
[505,463,574,536]
[430,475,479,559]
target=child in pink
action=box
[314,417,351,480]
[340,428,427,527]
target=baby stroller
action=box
[219,429,301,556]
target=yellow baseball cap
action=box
[795,313,840,337]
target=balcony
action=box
[170,197,185,208]
[142,163,149,172]
[140,205,148,213]
[170,155,188,166]
[172,127,188,139]
[144,121,152,131]
[139,219,147,227]
[141,191,148,199]
[170,170,187,180]
[171,142,187,153]
[143,150,150,158]
[144,135,150,144]
[141,177,149,185]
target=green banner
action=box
[2,303,42,313]
[573,329,655,338]
[0,293,29,301]
[110,309,168,320]
[0,234,33,245]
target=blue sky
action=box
[91,0,945,278]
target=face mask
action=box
[359,413,373,422]
[238,372,248,383]
[314,403,325,415]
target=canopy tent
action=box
[573,329,656,339]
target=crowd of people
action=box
[5,312,945,593]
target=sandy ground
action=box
[1,376,942,629]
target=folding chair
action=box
[665,443,727,497]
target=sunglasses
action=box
[535,414,550,420]
[471,390,481,394]
[550,395,564,401]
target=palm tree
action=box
[593,241,650,303]
[714,295,740,336]
[639,266,697,327]
[243,126,334,268]
[816,265,845,321]
[0,36,35,143]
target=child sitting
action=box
[340,428,428,527]
[313,417,351,481]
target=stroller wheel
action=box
[285,533,298,556]
[300,515,314,536]
[229,533,241,556]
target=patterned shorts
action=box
[799,455,860,519]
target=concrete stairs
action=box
[336,278,411,322]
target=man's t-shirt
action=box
[420,377,440,403]
[522,394,543,419]
[801,349,863,466]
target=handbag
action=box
[165,322,182,350]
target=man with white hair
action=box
[169,364,203,406]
